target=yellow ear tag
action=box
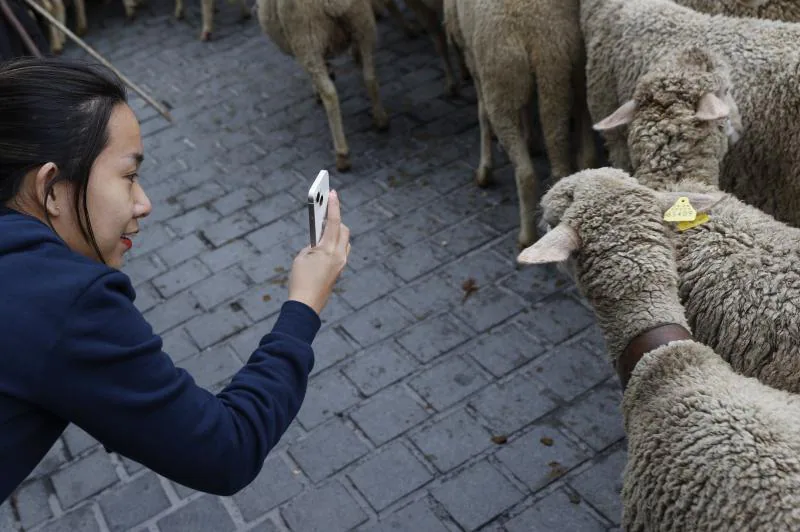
[676,212,710,232]
[663,197,697,222]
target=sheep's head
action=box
[519,168,723,357]
[519,167,723,269]
[594,47,742,187]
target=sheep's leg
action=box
[474,77,494,187]
[74,0,87,35]
[356,40,389,131]
[122,0,136,19]
[52,0,66,52]
[306,60,351,171]
[239,0,250,19]
[200,0,213,40]
[486,101,537,248]
[482,62,537,247]
[174,0,183,19]
[535,60,574,180]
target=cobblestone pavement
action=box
[2,1,626,530]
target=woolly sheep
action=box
[442,0,597,248]
[34,0,87,54]
[256,0,390,171]
[594,46,743,190]
[581,0,800,227]
[677,0,800,21]
[518,168,800,530]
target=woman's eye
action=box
[126,173,139,182]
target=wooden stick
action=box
[21,0,173,122]
[0,0,43,57]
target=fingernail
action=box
[330,189,338,198]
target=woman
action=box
[0,56,350,501]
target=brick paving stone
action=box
[97,472,171,532]
[50,449,119,509]
[495,423,592,492]
[360,498,451,532]
[350,385,431,446]
[8,7,626,531]
[288,418,370,483]
[569,445,627,526]
[432,460,525,531]
[556,378,625,452]
[13,477,53,529]
[342,342,417,396]
[409,409,493,473]
[408,355,490,411]
[280,481,368,532]
[157,495,236,532]
[38,504,101,532]
[469,373,559,436]
[347,440,434,511]
[231,455,305,521]
[504,489,608,532]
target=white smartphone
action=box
[307,169,330,247]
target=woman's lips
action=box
[121,236,133,249]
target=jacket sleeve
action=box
[35,271,318,496]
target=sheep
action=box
[677,0,800,21]
[442,0,598,248]
[255,0,390,172]
[581,0,800,228]
[518,167,800,530]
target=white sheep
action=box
[518,168,800,530]
[33,0,87,54]
[442,0,597,248]
[255,0,390,172]
[581,0,800,227]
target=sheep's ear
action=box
[593,100,637,131]
[517,223,581,265]
[695,92,730,121]
[656,191,725,214]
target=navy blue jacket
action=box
[0,207,318,501]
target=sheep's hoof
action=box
[241,10,251,20]
[76,25,88,37]
[336,153,352,172]
[201,31,212,41]
[315,94,322,105]
[475,166,491,188]
[175,9,184,19]
[404,23,421,38]
[373,110,389,132]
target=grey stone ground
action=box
[2,1,626,530]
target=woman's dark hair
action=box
[0,56,128,263]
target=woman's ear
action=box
[33,163,61,217]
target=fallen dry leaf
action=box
[548,461,567,480]
[262,294,271,302]
[491,435,508,445]
[540,436,554,446]
[568,492,582,504]
[462,278,479,302]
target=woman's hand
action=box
[288,190,351,315]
